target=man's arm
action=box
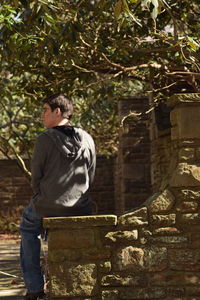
[31,133,48,194]
[88,136,96,185]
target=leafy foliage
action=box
[0,0,199,175]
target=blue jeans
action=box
[20,204,45,293]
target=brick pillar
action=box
[116,97,151,215]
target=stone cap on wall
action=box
[43,215,117,229]
[167,93,200,107]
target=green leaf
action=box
[187,37,199,51]
[114,0,123,19]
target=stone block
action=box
[84,247,111,260]
[150,214,176,226]
[48,249,81,262]
[102,290,119,300]
[176,201,198,213]
[50,263,97,297]
[149,271,200,286]
[153,227,180,235]
[179,213,200,225]
[114,246,144,271]
[145,189,175,213]
[101,273,147,287]
[169,249,200,271]
[185,287,200,296]
[170,163,200,187]
[170,106,200,140]
[168,93,200,107]
[105,230,138,243]
[149,236,188,244]
[118,207,148,226]
[176,189,200,201]
[48,229,95,249]
[99,261,111,273]
[179,148,194,161]
[144,247,168,271]
[119,287,166,299]
[166,287,185,298]
[44,215,117,229]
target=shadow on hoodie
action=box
[31,126,96,217]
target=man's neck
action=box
[56,119,70,126]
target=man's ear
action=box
[55,107,61,116]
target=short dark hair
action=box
[42,93,73,119]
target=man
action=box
[20,94,96,300]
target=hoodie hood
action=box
[44,126,84,158]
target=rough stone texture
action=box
[99,261,111,273]
[176,201,198,212]
[150,214,176,226]
[153,227,180,235]
[118,207,148,226]
[168,93,200,106]
[101,290,119,300]
[170,163,200,187]
[179,148,194,161]
[179,213,200,225]
[149,272,200,286]
[119,287,166,299]
[169,249,200,271]
[144,247,168,271]
[176,189,200,200]
[105,230,138,243]
[50,263,97,297]
[145,189,175,212]
[114,246,144,271]
[101,274,147,287]
[44,215,117,229]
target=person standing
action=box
[20,93,96,300]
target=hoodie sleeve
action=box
[31,133,48,194]
[87,134,96,185]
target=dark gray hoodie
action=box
[31,126,96,217]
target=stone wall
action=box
[44,93,200,300]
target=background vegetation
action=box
[0,0,199,177]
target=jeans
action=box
[20,204,45,293]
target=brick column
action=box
[116,97,151,215]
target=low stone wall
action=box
[44,191,200,300]
[44,93,200,299]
